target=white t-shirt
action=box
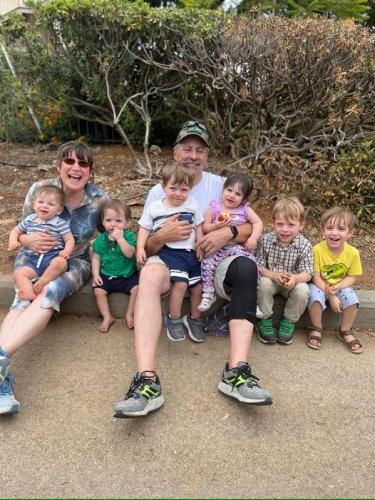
[144,171,225,214]
[139,197,204,250]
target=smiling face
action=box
[273,215,304,246]
[173,136,208,184]
[102,207,128,234]
[57,152,92,194]
[34,192,63,222]
[322,217,352,254]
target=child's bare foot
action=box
[18,288,37,301]
[124,312,134,329]
[98,316,115,333]
[33,279,48,295]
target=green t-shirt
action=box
[92,229,137,278]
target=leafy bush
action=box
[251,141,375,224]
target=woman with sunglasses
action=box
[0,141,107,415]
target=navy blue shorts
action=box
[158,247,201,288]
[94,271,139,294]
[25,249,66,277]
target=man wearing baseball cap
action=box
[114,120,272,417]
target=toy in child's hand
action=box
[217,212,232,223]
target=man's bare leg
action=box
[124,286,138,330]
[227,319,252,368]
[134,264,170,373]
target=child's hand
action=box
[326,284,339,295]
[283,274,296,291]
[136,248,147,266]
[272,271,288,286]
[244,237,257,252]
[111,228,124,242]
[92,274,103,286]
[8,241,21,252]
[59,249,70,259]
[328,294,343,313]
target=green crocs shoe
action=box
[278,319,295,345]
[257,318,277,344]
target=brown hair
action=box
[223,174,253,203]
[321,206,356,231]
[272,196,305,222]
[161,162,194,188]
[58,141,94,169]
[100,199,131,221]
[35,185,65,207]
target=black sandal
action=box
[306,325,322,350]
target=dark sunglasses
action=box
[62,157,91,168]
[182,120,208,132]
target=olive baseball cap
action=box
[174,120,210,147]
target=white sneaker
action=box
[197,291,216,312]
[256,306,263,319]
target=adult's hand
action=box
[19,231,56,254]
[196,227,231,257]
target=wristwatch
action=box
[230,226,238,240]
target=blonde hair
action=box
[321,206,356,231]
[161,162,194,188]
[35,185,65,207]
[272,196,305,222]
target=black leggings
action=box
[224,257,258,325]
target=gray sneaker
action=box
[218,362,272,405]
[114,371,165,418]
[183,315,205,343]
[164,315,185,341]
[0,374,20,415]
[0,347,10,385]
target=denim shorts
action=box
[25,249,64,277]
[308,283,359,311]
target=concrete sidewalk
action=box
[0,307,374,498]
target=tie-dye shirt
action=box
[11,177,108,312]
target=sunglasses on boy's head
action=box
[62,157,91,168]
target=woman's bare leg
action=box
[0,290,53,356]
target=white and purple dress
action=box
[201,199,258,292]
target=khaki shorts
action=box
[214,256,238,301]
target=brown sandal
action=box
[306,325,322,350]
[336,329,363,354]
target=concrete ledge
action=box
[0,274,374,329]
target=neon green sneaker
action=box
[114,371,164,418]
